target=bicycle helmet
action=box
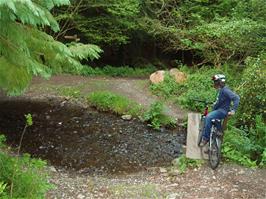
[212,74,226,83]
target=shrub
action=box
[172,155,203,174]
[150,72,182,99]
[222,126,257,167]
[237,53,266,127]
[143,101,176,130]
[223,115,266,167]
[0,135,52,198]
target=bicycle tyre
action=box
[197,117,205,147]
[209,127,221,169]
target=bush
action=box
[172,155,203,174]
[150,72,182,99]
[143,101,176,130]
[223,115,266,167]
[222,126,257,167]
[0,135,52,198]
[237,53,266,127]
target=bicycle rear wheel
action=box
[209,128,221,169]
[197,117,205,146]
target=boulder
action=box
[169,68,187,83]
[149,70,165,84]
[121,115,132,120]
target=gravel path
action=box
[46,163,266,199]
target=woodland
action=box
[0,0,265,198]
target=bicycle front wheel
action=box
[209,129,221,169]
[197,117,205,147]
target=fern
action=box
[68,43,103,61]
[0,0,102,95]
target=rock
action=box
[121,115,132,120]
[49,166,57,172]
[167,193,180,199]
[60,100,67,107]
[159,167,167,173]
[77,194,85,199]
[169,68,187,83]
[150,69,186,84]
[149,70,165,84]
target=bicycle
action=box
[193,99,225,169]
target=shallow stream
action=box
[0,98,185,174]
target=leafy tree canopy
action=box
[0,0,102,95]
[55,0,266,65]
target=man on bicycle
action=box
[201,74,240,145]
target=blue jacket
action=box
[213,86,240,115]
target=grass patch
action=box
[55,86,83,99]
[87,91,144,117]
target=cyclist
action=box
[201,74,240,145]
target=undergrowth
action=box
[71,65,156,78]
[223,115,266,168]
[0,114,52,198]
[172,155,203,174]
[143,101,176,130]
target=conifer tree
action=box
[0,0,102,95]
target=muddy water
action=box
[0,98,185,174]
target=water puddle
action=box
[0,98,185,174]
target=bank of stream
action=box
[0,98,186,175]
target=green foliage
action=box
[87,91,143,117]
[55,0,141,45]
[0,182,7,196]
[67,43,103,61]
[101,65,156,77]
[150,73,181,99]
[260,149,266,167]
[0,136,52,198]
[188,18,265,65]
[0,135,6,148]
[0,0,102,95]
[172,155,203,174]
[143,101,176,130]
[25,113,33,127]
[222,126,257,167]
[140,0,266,65]
[237,53,266,126]
[223,115,266,167]
[150,66,234,111]
[79,65,156,77]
